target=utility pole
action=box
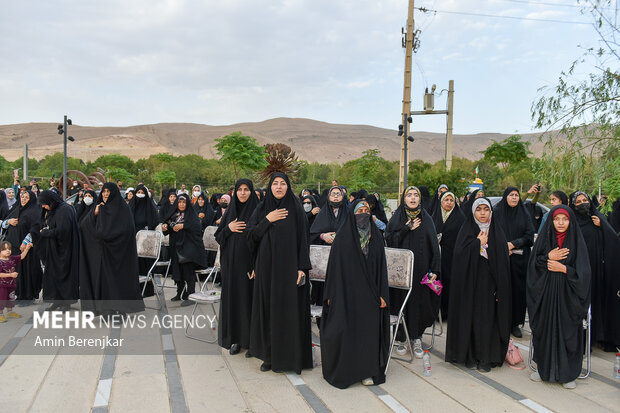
[23,145,28,182]
[399,0,415,197]
[445,80,454,171]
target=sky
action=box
[0,0,604,134]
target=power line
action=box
[501,0,583,8]
[416,6,592,25]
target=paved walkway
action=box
[0,282,618,413]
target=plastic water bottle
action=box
[615,353,620,379]
[210,318,217,331]
[423,350,431,377]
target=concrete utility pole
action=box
[23,145,28,181]
[399,0,415,197]
[445,80,454,171]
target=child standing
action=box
[0,240,32,322]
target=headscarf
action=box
[365,194,388,224]
[552,206,570,248]
[472,197,492,258]
[38,189,64,212]
[493,186,533,241]
[75,189,97,222]
[193,191,215,227]
[5,188,16,209]
[353,201,371,255]
[220,194,231,217]
[569,191,593,218]
[327,186,344,208]
[403,186,422,222]
[128,184,159,230]
[158,188,177,223]
[440,191,456,223]
[216,179,259,234]
[551,190,569,206]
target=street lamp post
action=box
[57,115,74,200]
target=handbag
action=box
[505,338,525,370]
[420,272,443,295]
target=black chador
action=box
[74,190,97,223]
[569,191,620,351]
[493,187,534,333]
[215,179,259,352]
[194,192,215,231]
[38,190,80,307]
[79,183,144,314]
[431,191,465,320]
[320,200,390,388]
[385,186,441,340]
[445,198,512,369]
[247,172,313,373]
[5,190,42,302]
[527,206,591,383]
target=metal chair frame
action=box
[154,224,173,289]
[184,249,221,343]
[136,230,164,310]
[528,306,592,379]
[308,245,330,332]
[385,247,415,374]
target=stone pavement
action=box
[0,282,618,413]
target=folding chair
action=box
[528,306,592,379]
[136,230,164,310]
[154,224,173,289]
[308,245,331,327]
[385,247,415,374]
[185,249,221,343]
[194,226,220,288]
[423,311,443,350]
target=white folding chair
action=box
[185,249,221,343]
[194,226,220,288]
[136,230,164,310]
[528,306,591,379]
[308,245,331,326]
[385,247,415,374]
[154,224,173,289]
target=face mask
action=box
[83,197,93,206]
[328,199,343,208]
[303,203,312,212]
[136,193,146,199]
[575,203,590,216]
[193,191,201,197]
[355,213,371,227]
[73,183,78,186]
[220,202,228,209]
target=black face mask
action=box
[220,202,228,209]
[575,203,591,216]
[355,213,371,228]
[328,199,343,208]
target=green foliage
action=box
[90,154,136,174]
[107,167,134,183]
[480,135,531,172]
[153,170,176,187]
[215,131,268,180]
[35,153,83,177]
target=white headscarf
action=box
[472,198,491,259]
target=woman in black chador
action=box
[38,190,80,311]
[385,186,441,359]
[247,172,312,374]
[79,183,144,315]
[194,191,215,232]
[569,191,620,351]
[445,198,511,372]
[493,187,534,338]
[527,206,591,389]
[5,190,42,304]
[215,179,259,355]
[129,184,160,296]
[431,191,465,320]
[162,193,209,305]
[74,190,97,223]
[321,200,390,388]
[301,195,319,228]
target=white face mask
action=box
[136,193,146,199]
[193,191,201,197]
[83,197,94,206]
[303,203,312,212]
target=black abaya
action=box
[215,179,259,350]
[445,198,512,367]
[79,183,144,314]
[247,172,313,372]
[194,192,215,231]
[37,190,80,304]
[320,200,390,388]
[493,187,535,328]
[431,193,465,320]
[5,190,42,301]
[527,206,591,383]
[385,187,441,339]
[74,190,97,223]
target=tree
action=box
[215,132,267,181]
[531,0,619,199]
[260,143,302,182]
[90,154,136,173]
[480,135,531,173]
[153,170,176,190]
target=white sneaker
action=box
[362,378,374,386]
[562,381,576,389]
[413,339,424,359]
[530,372,541,382]
[395,341,407,356]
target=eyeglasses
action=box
[330,193,343,198]
[303,202,312,205]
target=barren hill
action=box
[0,118,546,163]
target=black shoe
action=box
[245,351,253,358]
[181,292,189,300]
[180,300,193,307]
[260,362,271,372]
[477,363,491,373]
[17,300,34,307]
[512,326,523,338]
[171,294,182,302]
[465,361,476,369]
[229,344,240,355]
